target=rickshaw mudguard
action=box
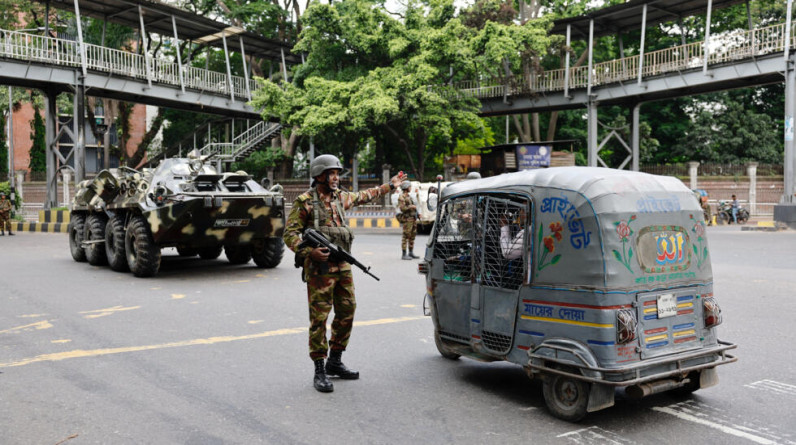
[529,338,602,379]
[529,338,615,412]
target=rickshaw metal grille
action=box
[473,197,527,290]
[433,197,476,282]
[439,331,470,343]
[482,331,513,352]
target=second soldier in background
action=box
[398,181,418,260]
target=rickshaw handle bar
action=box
[527,340,737,387]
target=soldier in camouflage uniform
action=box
[398,181,418,260]
[283,154,406,393]
[0,192,13,236]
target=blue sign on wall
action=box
[516,145,551,169]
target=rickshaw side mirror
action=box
[428,193,438,211]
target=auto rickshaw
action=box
[419,167,736,421]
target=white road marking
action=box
[557,426,635,444]
[654,401,796,445]
[745,380,796,397]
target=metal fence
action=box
[640,163,783,177]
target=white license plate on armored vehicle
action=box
[657,293,677,318]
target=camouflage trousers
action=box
[401,219,417,251]
[306,268,356,361]
[0,215,10,232]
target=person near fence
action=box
[283,154,406,393]
[0,192,14,236]
[398,181,418,260]
[731,194,739,224]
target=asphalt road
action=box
[0,226,794,444]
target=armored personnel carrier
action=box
[68,151,285,277]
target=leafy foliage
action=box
[253,0,552,179]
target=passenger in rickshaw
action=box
[499,207,527,260]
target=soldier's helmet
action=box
[0,191,6,197]
[400,181,411,190]
[310,154,343,178]
[466,171,481,180]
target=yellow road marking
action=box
[80,306,141,319]
[248,320,264,325]
[0,316,426,368]
[18,314,48,318]
[171,294,186,300]
[0,320,54,335]
[51,339,71,344]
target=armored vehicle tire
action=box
[542,369,590,422]
[198,245,223,260]
[434,330,461,360]
[225,244,252,265]
[85,214,109,266]
[68,214,87,262]
[105,215,128,272]
[251,238,284,268]
[125,215,161,277]
[177,246,197,257]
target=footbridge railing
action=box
[0,28,260,101]
[446,21,796,100]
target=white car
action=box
[391,180,451,233]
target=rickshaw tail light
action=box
[418,262,429,275]
[703,297,723,328]
[616,309,637,344]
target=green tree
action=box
[253,0,551,180]
[28,105,46,172]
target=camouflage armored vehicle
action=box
[68,151,285,277]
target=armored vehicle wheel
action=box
[251,238,284,268]
[198,245,223,260]
[225,244,252,265]
[434,330,461,360]
[125,215,161,277]
[105,215,128,272]
[68,214,87,262]
[542,369,590,422]
[177,246,197,257]
[85,214,109,266]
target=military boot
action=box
[409,249,419,259]
[313,359,334,393]
[326,350,359,380]
[401,250,412,260]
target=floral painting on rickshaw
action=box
[612,215,637,273]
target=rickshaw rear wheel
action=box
[434,330,461,360]
[542,370,590,422]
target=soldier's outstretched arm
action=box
[341,172,407,209]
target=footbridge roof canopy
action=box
[552,0,747,38]
[33,0,301,63]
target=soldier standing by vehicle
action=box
[0,192,14,236]
[283,154,406,393]
[398,181,418,260]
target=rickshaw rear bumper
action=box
[527,339,737,387]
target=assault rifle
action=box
[298,228,380,281]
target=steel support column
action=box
[703,0,713,74]
[632,103,641,171]
[587,101,598,167]
[240,37,251,101]
[785,58,795,204]
[73,86,86,183]
[44,90,58,210]
[139,5,153,88]
[172,15,185,94]
[638,4,647,85]
[221,30,235,102]
[587,20,594,97]
[73,0,87,78]
[564,24,571,98]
